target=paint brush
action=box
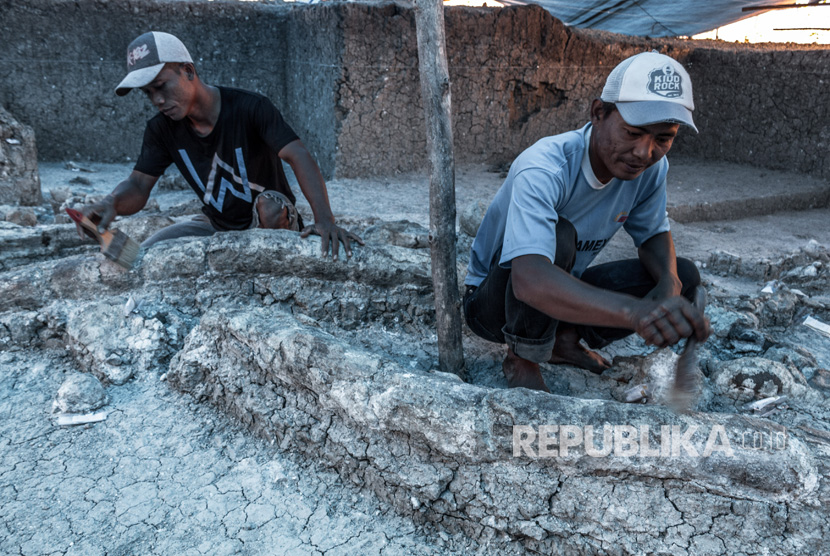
[65,208,139,270]
[670,285,707,412]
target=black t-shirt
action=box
[135,87,301,230]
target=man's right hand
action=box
[73,170,159,240]
[633,296,711,348]
[75,194,117,239]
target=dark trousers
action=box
[463,218,701,363]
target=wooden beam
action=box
[743,2,826,12]
[414,0,465,378]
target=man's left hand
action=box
[644,275,683,302]
[301,221,364,260]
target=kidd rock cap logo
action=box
[647,64,683,99]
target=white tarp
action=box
[518,0,808,37]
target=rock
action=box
[459,199,489,238]
[55,194,89,223]
[708,250,742,276]
[68,175,92,186]
[707,306,758,338]
[47,187,73,220]
[114,213,176,244]
[167,198,204,217]
[801,239,827,259]
[362,220,429,249]
[728,326,767,353]
[52,373,109,414]
[783,262,821,279]
[0,106,41,206]
[759,289,801,328]
[61,299,181,385]
[155,171,189,191]
[764,345,818,374]
[4,207,37,227]
[0,311,43,350]
[809,368,830,390]
[165,306,821,556]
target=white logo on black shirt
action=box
[178,148,264,211]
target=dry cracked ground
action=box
[2,160,830,555]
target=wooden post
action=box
[414,0,465,378]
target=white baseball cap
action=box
[115,32,193,96]
[601,51,697,133]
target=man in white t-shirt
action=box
[464,52,711,392]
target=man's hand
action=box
[300,221,364,260]
[73,171,158,240]
[75,194,117,239]
[643,274,682,302]
[278,141,360,260]
[633,296,711,348]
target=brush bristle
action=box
[101,229,140,270]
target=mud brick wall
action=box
[333,4,683,175]
[333,4,830,178]
[682,47,830,179]
[1,0,829,180]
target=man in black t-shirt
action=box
[79,31,362,259]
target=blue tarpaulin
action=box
[514,0,814,37]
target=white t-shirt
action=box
[465,122,670,287]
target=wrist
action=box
[620,298,641,330]
[661,275,683,296]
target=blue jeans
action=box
[141,192,301,248]
[463,219,701,363]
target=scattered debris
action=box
[64,161,96,173]
[761,280,778,294]
[124,295,140,317]
[803,316,830,338]
[69,175,92,186]
[55,411,108,426]
[743,394,789,417]
[623,383,650,403]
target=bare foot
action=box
[503,348,550,393]
[549,326,611,375]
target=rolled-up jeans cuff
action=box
[502,328,555,363]
[576,325,628,350]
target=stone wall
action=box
[1,0,828,179]
[0,0,340,177]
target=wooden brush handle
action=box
[65,208,114,247]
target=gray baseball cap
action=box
[115,31,193,96]
[601,51,697,133]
